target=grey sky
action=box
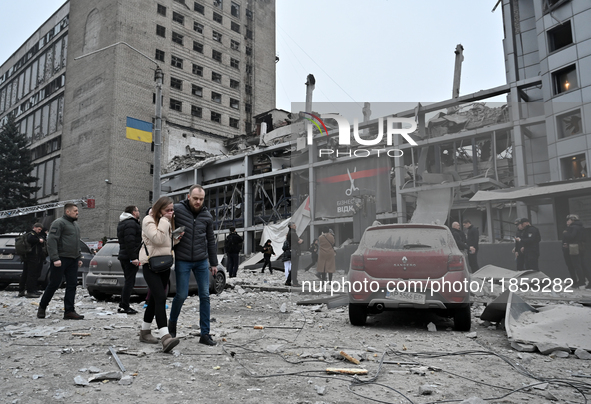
[1,1,507,113]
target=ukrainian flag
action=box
[126,117,153,143]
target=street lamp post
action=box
[75,41,163,201]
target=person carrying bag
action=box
[137,196,180,352]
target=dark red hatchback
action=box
[347,223,471,330]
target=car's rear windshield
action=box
[97,243,119,256]
[0,237,15,248]
[361,228,450,251]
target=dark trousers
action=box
[142,264,170,329]
[227,253,240,277]
[118,259,139,310]
[19,257,43,293]
[467,253,479,273]
[524,250,539,271]
[304,254,318,270]
[261,255,272,273]
[40,257,78,313]
[287,253,299,284]
[515,253,525,271]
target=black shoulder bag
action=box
[143,241,173,273]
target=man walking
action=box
[37,203,84,320]
[117,205,142,314]
[225,227,243,278]
[169,185,218,345]
[18,223,46,298]
[516,218,541,271]
[286,222,303,287]
[462,219,479,273]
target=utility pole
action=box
[75,42,163,201]
[452,44,464,99]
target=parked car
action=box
[0,233,93,291]
[85,240,226,300]
[347,223,471,331]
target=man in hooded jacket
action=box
[117,205,142,314]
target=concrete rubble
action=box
[0,263,590,403]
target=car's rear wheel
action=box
[0,282,9,291]
[210,271,226,295]
[88,289,112,301]
[453,305,472,331]
[349,303,368,326]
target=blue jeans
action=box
[170,259,210,336]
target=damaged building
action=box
[0,0,277,239]
[162,0,591,278]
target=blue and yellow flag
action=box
[126,117,153,143]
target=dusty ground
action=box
[1,267,591,404]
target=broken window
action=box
[231,2,240,17]
[41,103,49,137]
[192,84,203,97]
[193,41,204,53]
[57,95,64,131]
[192,64,203,76]
[231,21,240,33]
[61,35,68,67]
[194,22,204,33]
[44,43,54,81]
[170,98,182,111]
[211,91,222,103]
[155,49,165,62]
[211,111,221,123]
[191,105,202,117]
[213,0,222,10]
[172,31,184,45]
[230,58,240,69]
[53,37,62,72]
[53,157,60,194]
[230,98,239,109]
[49,98,58,134]
[157,4,167,16]
[245,84,251,94]
[552,64,578,95]
[170,77,183,90]
[194,2,204,14]
[171,55,183,69]
[557,109,582,138]
[156,24,166,37]
[229,117,239,128]
[26,113,34,139]
[561,153,587,180]
[245,46,252,56]
[548,20,572,52]
[36,163,45,198]
[212,49,222,62]
[37,53,46,85]
[17,72,24,100]
[212,71,222,83]
[172,12,185,25]
[213,12,222,23]
[231,39,240,51]
[230,79,239,89]
[212,31,222,42]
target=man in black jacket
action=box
[450,222,468,252]
[117,205,142,314]
[169,185,218,346]
[516,218,541,271]
[512,219,525,271]
[18,223,46,298]
[462,219,479,273]
[562,214,590,288]
[225,227,243,278]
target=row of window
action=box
[169,76,240,107]
[0,35,68,115]
[164,1,246,21]
[169,98,240,128]
[160,3,243,33]
[16,94,64,143]
[34,156,60,199]
[156,49,242,93]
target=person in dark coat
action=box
[562,214,590,288]
[261,239,275,274]
[462,219,479,273]
[117,205,142,314]
[450,222,468,252]
[169,185,218,346]
[285,222,303,287]
[517,218,541,271]
[18,223,46,298]
[304,239,319,271]
[512,218,525,271]
[225,227,243,278]
[282,232,292,285]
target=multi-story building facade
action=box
[0,0,276,240]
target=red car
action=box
[347,223,471,331]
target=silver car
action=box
[85,240,226,300]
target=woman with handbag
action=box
[138,196,180,352]
[316,227,336,283]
